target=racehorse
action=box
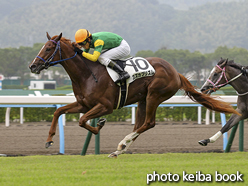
[29,33,239,157]
[199,58,246,146]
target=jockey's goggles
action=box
[78,40,88,46]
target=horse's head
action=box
[200,58,228,94]
[29,32,62,74]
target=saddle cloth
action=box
[106,57,155,109]
[106,57,155,85]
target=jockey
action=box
[74,29,130,83]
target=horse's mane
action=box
[51,35,79,48]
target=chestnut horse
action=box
[199,58,246,146]
[29,33,239,157]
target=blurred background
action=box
[0,0,245,122]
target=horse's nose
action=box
[29,64,37,73]
[200,85,212,94]
[200,87,206,92]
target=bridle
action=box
[207,64,247,95]
[35,39,98,82]
[36,39,77,69]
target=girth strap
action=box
[116,82,129,109]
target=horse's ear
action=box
[46,32,51,40]
[223,58,228,65]
[54,33,62,42]
[219,58,228,67]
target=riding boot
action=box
[108,60,130,83]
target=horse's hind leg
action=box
[108,79,176,158]
[109,92,164,158]
[108,101,147,158]
[198,111,244,146]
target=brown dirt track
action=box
[0,120,247,156]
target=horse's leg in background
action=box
[46,102,86,148]
[78,103,113,134]
[108,101,146,157]
[198,111,245,146]
[134,78,176,135]
[133,100,146,131]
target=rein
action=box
[207,64,247,96]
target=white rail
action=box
[0,95,237,154]
[0,95,238,104]
[0,96,76,104]
[0,95,237,127]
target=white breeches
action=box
[98,39,131,66]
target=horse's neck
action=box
[60,46,94,84]
[227,67,248,94]
[66,58,94,82]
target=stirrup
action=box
[115,72,130,83]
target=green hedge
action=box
[2,85,28,89]
[0,106,234,123]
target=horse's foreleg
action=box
[198,112,244,146]
[46,102,85,148]
[78,103,112,134]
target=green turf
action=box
[0,153,247,186]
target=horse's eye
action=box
[213,73,218,77]
[46,48,51,52]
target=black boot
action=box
[108,60,130,83]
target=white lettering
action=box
[205,174,212,182]
[236,171,243,181]
[172,174,180,181]
[215,171,243,182]
[196,171,212,181]
[215,171,222,182]
[146,171,180,184]
[146,171,243,184]
[183,171,189,181]
[147,174,153,185]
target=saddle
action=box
[107,57,155,109]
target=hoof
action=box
[198,139,210,146]
[45,141,54,148]
[108,152,118,158]
[97,118,106,127]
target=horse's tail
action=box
[178,73,240,115]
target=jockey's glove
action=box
[73,46,83,56]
